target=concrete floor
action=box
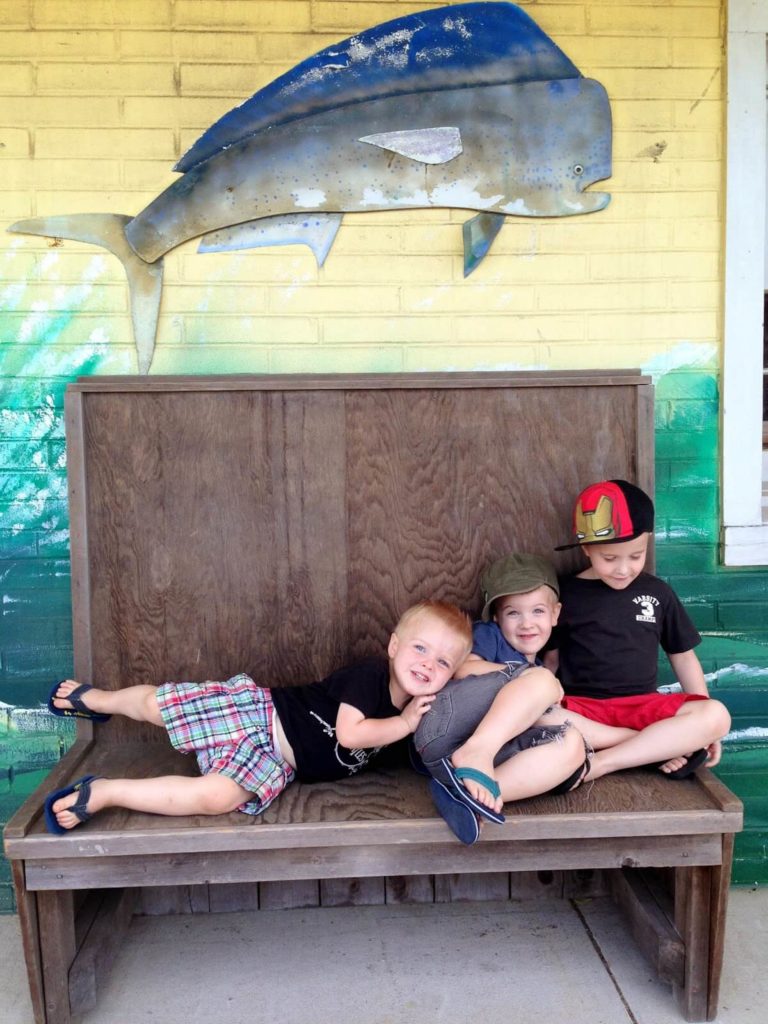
[1,888,763,1024]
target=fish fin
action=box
[359,127,462,165]
[9,214,162,373]
[198,212,343,267]
[462,212,505,276]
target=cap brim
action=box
[554,529,649,551]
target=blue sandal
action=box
[47,681,111,722]
[44,775,100,834]
[429,778,480,845]
[660,748,709,780]
[440,757,505,824]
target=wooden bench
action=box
[4,371,742,1024]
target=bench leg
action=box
[37,890,77,1024]
[11,861,47,1024]
[705,833,735,1019]
[674,865,711,1021]
[673,835,733,1023]
[68,888,137,1015]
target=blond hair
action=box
[394,600,472,655]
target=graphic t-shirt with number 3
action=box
[552,573,701,700]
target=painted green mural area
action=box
[1,249,132,710]
[0,273,120,910]
[1,377,72,709]
[1,361,768,907]
[655,369,768,886]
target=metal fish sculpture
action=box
[9,3,612,372]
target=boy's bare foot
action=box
[448,742,503,814]
[656,748,709,779]
[50,777,106,830]
[50,680,110,719]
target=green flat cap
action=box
[480,553,559,621]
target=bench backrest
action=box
[65,371,653,744]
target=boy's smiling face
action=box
[494,585,561,661]
[387,612,469,707]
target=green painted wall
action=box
[655,367,768,886]
[1,341,106,911]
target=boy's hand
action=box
[400,694,436,733]
[705,739,722,768]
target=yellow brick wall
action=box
[0,0,725,376]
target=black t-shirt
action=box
[270,657,399,782]
[552,572,701,699]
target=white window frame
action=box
[722,0,768,564]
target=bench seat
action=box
[7,744,741,871]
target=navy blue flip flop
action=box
[440,757,505,824]
[47,681,111,722]
[663,747,709,780]
[429,778,480,845]
[645,747,708,780]
[44,775,100,835]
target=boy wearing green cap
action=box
[413,554,590,844]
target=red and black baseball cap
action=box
[555,479,654,550]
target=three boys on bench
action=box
[46,480,730,844]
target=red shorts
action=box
[560,692,709,731]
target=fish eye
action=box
[573,164,584,176]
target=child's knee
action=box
[142,686,165,726]
[545,724,590,794]
[525,666,563,704]
[562,722,587,766]
[684,697,731,737]
[543,720,585,772]
[197,774,248,815]
[705,698,731,736]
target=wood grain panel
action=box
[78,390,348,742]
[344,384,647,657]
[69,376,652,718]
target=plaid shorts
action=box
[156,673,295,816]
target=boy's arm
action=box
[668,649,708,696]
[335,696,435,749]
[668,648,723,766]
[453,653,507,679]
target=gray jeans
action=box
[413,667,567,787]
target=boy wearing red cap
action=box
[544,479,731,782]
